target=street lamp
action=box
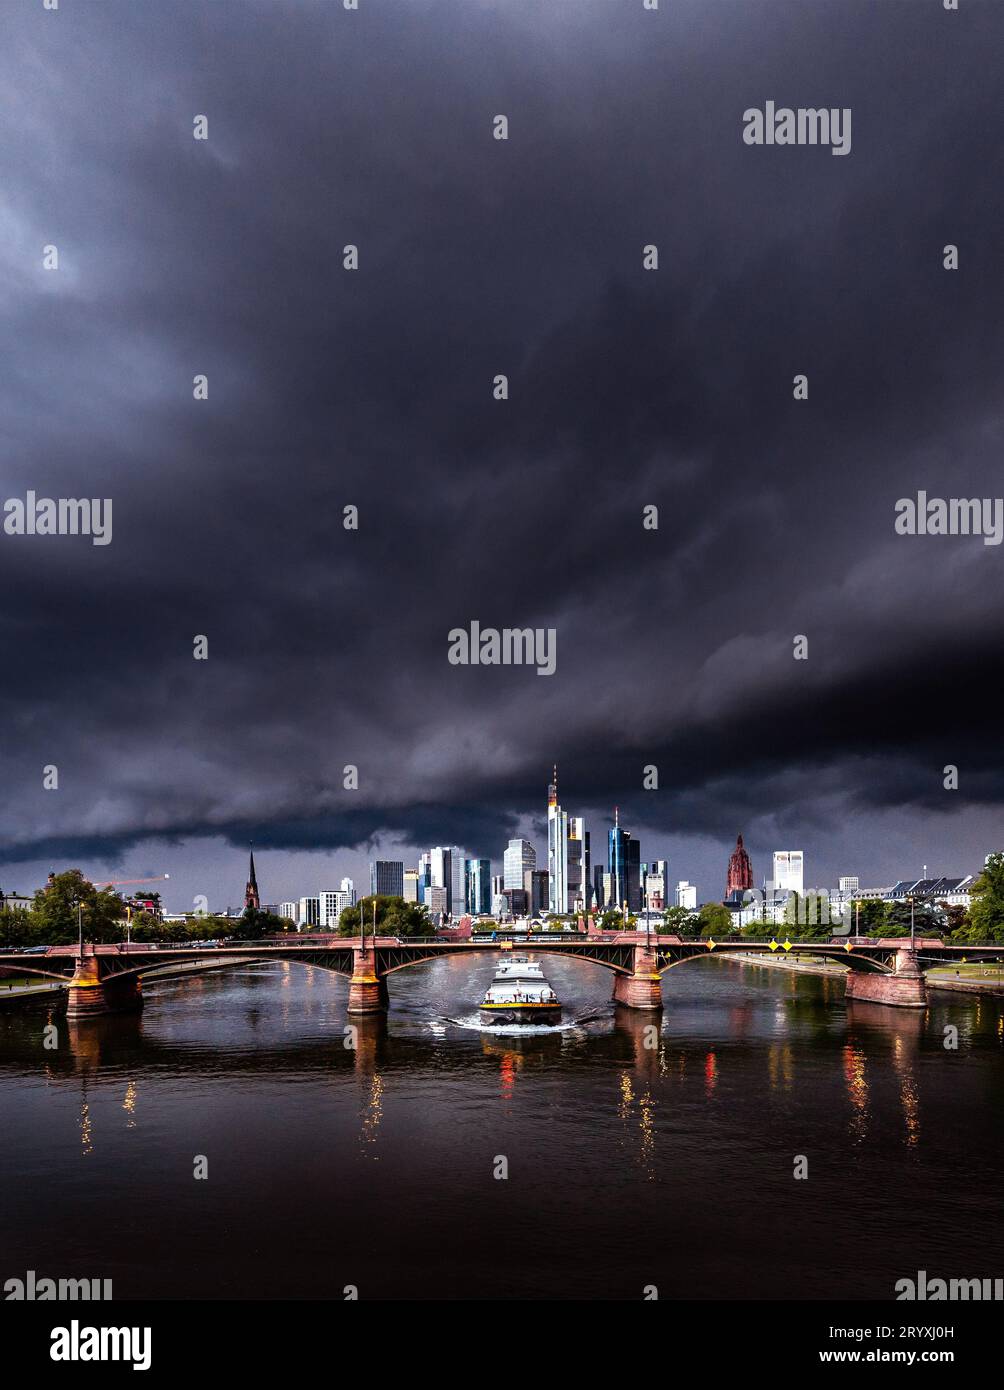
[908,894,916,949]
[70,896,84,959]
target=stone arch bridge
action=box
[1,934,1000,1019]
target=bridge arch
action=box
[654,945,895,977]
[377,944,634,978]
[0,961,76,984]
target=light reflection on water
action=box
[0,954,1001,1300]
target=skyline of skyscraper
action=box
[370,860,405,898]
[466,857,492,915]
[608,809,642,913]
[773,850,805,896]
[503,838,536,891]
[547,767,568,913]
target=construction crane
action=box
[95,875,170,891]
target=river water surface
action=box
[1,955,1002,1300]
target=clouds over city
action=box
[1,0,1002,903]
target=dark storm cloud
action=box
[1,0,1002,891]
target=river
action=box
[1,954,1002,1300]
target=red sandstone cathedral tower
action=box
[726,833,753,896]
[244,846,260,912]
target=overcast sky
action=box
[1,0,1001,912]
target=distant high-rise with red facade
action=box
[726,833,753,896]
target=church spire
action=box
[726,831,753,897]
[244,845,260,912]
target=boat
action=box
[479,954,562,1026]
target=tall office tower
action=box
[403,870,419,903]
[626,835,641,911]
[503,838,536,890]
[646,859,669,911]
[279,901,298,923]
[676,880,697,911]
[503,888,529,917]
[430,846,451,906]
[608,809,642,912]
[567,816,588,911]
[547,767,569,912]
[466,858,492,914]
[838,875,859,895]
[530,869,549,914]
[417,852,433,905]
[726,833,754,896]
[773,850,804,895]
[370,860,405,898]
[340,876,356,905]
[430,846,466,915]
[593,864,606,910]
[298,896,320,928]
[449,846,467,916]
[491,873,505,899]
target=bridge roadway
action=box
[1,932,1001,1019]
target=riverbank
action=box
[0,980,65,1006]
[725,951,1004,995]
[0,957,258,1009]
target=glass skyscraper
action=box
[503,838,536,890]
[466,857,492,915]
[608,814,641,913]
[369,860,404,897]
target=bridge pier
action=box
[347,949,389,1014]
[611,944,663,1011]
[844,949,927,1009]
[65,955,143,1020]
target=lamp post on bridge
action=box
[70,895,85,961]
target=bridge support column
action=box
[65,956,143,1020]
[347,949,389,1014]
[844,950,926,1009]
[612,944,663,1011]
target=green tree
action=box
[32,870,127,945]
[238,908,289,940]
[697,902,733,939]
[599,908,625,932]
[940,902,969,939]
[739,917,775,941]
[662,905,694,937]
[848,899,890,937]
[0,906,34,949]
[337,895,431,938]
[966,854,1004,944]
[884,899,943,939]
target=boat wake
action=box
[442,1012,590,1035]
